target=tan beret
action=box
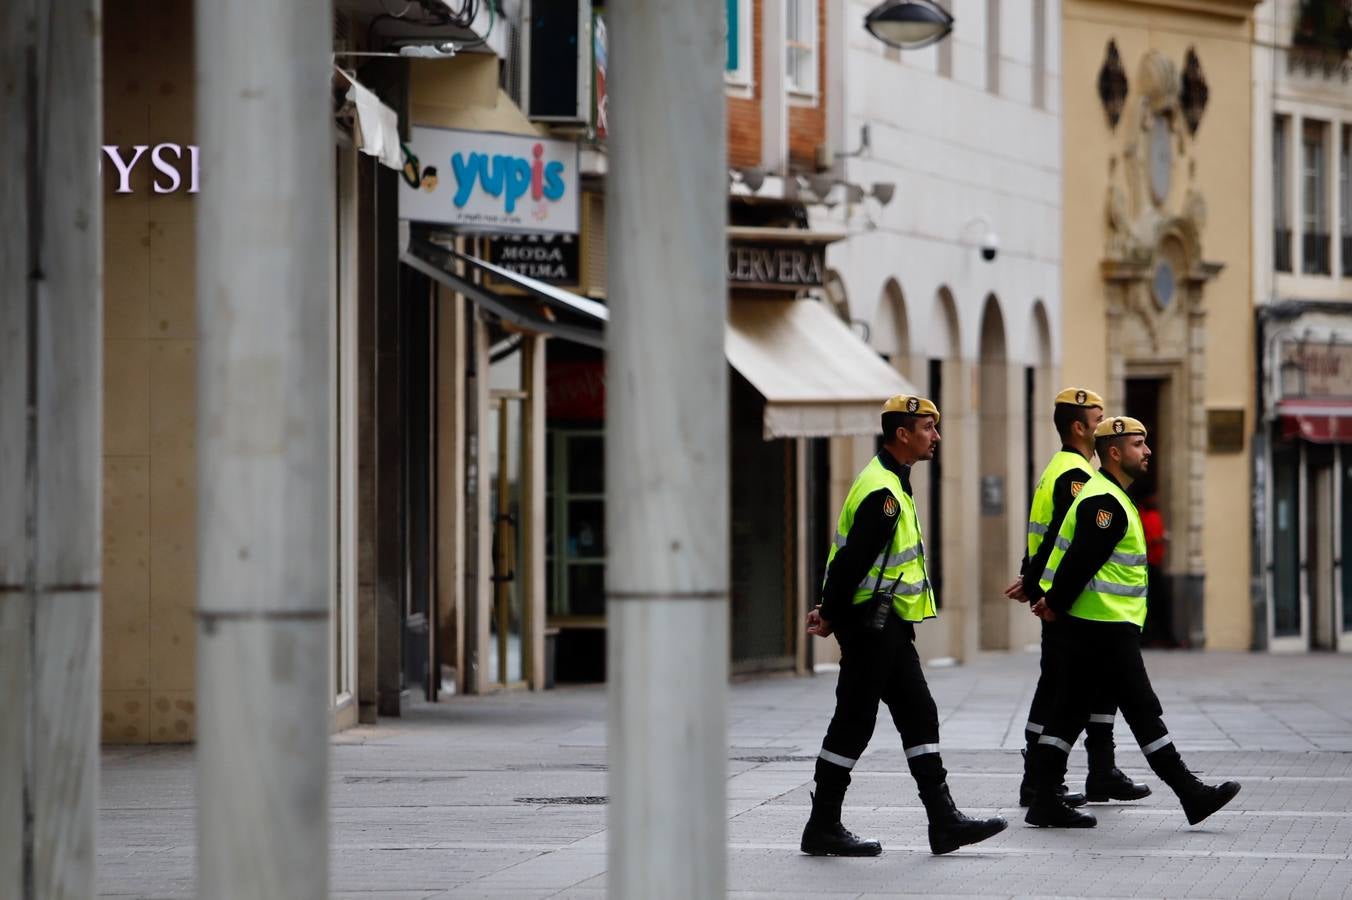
[882,395,940,425]
[1054,387,1104,408]
[1094,416,1147,439]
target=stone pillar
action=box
[194,0,333,895]
[0,3,103,896]
[607,1,729,895]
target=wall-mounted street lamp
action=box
[864,0,955,51]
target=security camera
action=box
[980,231,999,262]
[961,215,999,263]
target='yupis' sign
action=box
[399,126,578,235]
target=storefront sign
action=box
[726,240,825,290]
[101,144,199,193]
[399,126,579,235]
[487,233,579,285]
[1279,340,1352,399]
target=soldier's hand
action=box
[1031,599,1056,622]
[1004,577,1028,602]
[806,605,834,638]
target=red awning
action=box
[1278,400,1352,444]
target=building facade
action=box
[1252,0,1352,652]
[819,0,1064,664]
[1060,0,1260,651]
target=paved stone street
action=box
[100,650,1352,898]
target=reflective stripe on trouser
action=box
[817,617,946,793]
[1088,713,1115,725]
[1140,734,1173,756]
[1025,721,1044,734]
[904,743,939,759]
[818,748,857,769]
[1030,619,1169,790]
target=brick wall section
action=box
[787,0,826,170]
[727,0,763,167]
[726,0,828,171]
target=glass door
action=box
[487,391,526,687]
[1271,437,1303,645]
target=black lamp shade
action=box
[864,0,954,51]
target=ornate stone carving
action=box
[1098,40,1129,128]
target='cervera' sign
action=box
[101,144,200,193]
[726,241,825,290]
[398,126,578,235]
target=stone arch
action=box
[978,294,1013,651]
[872,278,912,377]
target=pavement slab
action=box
[98,650,1352,898]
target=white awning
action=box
[726,298,919,439]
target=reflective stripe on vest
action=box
[1026,451,1094,564]
[825,456,938,623]
[1037,471,1148,627]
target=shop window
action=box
[1342,452,1352,632]
[786,0,818,97]
[1302,119,1330,275]
[936,0,952,78]
[1274,116,1292,273]
[725,0,754,87]
[548,430,606,619]
[1031,0,1046,109]
[985,0,1000,95]
[1341,124,1351,277]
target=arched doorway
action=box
[978,295,1011,651]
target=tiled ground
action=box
[99,650,1352,898]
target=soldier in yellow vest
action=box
[800,396,1007,857]
[1005,389,1149,808]
[1024,417,1241,828]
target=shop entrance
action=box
[1308,445,1336,651]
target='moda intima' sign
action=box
[101,144,200,194]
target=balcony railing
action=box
[1275,228,1293,272]
[1303,231,1331,275]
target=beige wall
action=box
[1062,0,1256,649]
[102,1,198,743]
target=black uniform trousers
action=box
[1025,619,1120,757]
[1030,618,1175,787]
[814,613,946,798]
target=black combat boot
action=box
[918,783,1008,855]
[800,789,882,857]
[1083,719,1151,802]
[1150,749,1241,825]
[1024,746,1096,828]
[1025,787,1098,828]
[1019,748,1087,808]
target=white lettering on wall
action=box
[150,143,183,193]
[102,145,148,193]
[101,143,200,194]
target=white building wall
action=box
[815,0,1062,663]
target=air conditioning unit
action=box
[522,0,593,125]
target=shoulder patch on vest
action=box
[882,495,899,518]
[1071,481,1085,497]
[1095,509,1113,529]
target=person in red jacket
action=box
[1137,493,1175,647]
